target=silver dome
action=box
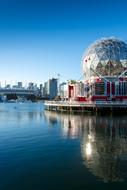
[82,38,127,79]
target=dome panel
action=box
[82,38,127,78]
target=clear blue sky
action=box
[0,0,127,85]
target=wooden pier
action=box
[44,100,127,113]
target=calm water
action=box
[0,102,127,190]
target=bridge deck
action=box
[0,88,35,95]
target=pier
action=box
[44,101,127,113]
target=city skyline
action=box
[0,0,127,84]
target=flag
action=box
[84,57,90,63]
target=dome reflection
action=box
[44,111,127,182]
[81,116,127,182]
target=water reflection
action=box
[44,111,82,138]
[44,110,127,182]
[0,103,43,124]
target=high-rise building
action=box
[17,82,23,88]
[39,84,43,97]
[5,84,11,89]
[43,81,49,98]
[28,82,34,90]
[44,78,58,99]
[48,78,58,99]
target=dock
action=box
[44,101,127,113]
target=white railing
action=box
[44,100,127,106]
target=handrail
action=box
[44,100,127,105]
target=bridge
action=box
[0,88,36,96]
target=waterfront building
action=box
[59,82,68,100]
[68,80,86,101]
[59,38,127,102]
[44,38,127,112]
[82,38,127,101]
[80,38,127,102]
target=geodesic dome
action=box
[82,38,127,79]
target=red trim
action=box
[77,97,87,102]
[107,82,110,95]
[112,82,115,95]
[91,96,107,101]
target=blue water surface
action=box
[0,102,127,190]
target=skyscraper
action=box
[44,78,58,100]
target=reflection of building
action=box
[44,110,127,182]
[44,111,83,139]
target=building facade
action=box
[44,78,58,100]
[59,82,68,100]
[63,38,127,102]
[82,38,127,102]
